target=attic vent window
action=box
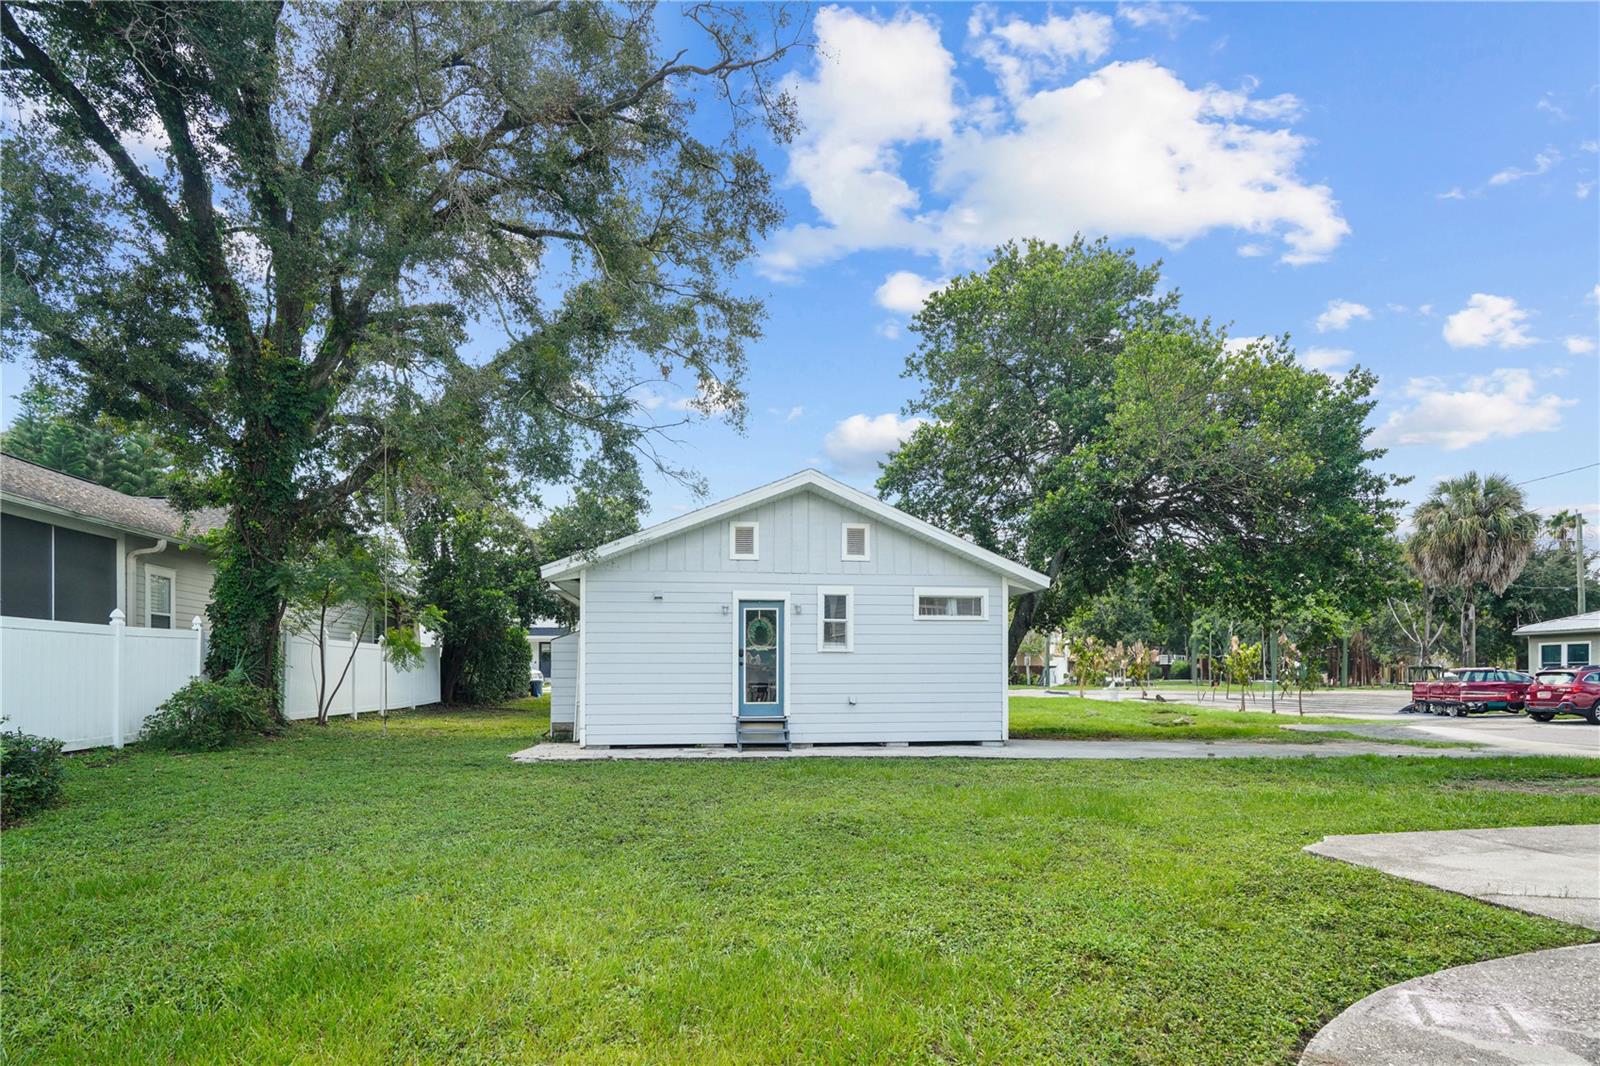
[730,521,759,560]
[842,522,870,561]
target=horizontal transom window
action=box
[913,587,988,620]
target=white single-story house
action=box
[540,469,1049,748]
[1514,611,1598,671]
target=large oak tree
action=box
[879,238,1400,660]
[2,1,799,685]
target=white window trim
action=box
[729,520,760,560]
[144,563,177,629]
[912,586,989,621]
[840,522,871,562]
[817,585,854,652]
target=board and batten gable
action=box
[577,485,1013,746]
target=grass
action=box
[1008,695,1445,745]
[3,700,1597,1063]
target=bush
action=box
[1169,659,1190,680]
[141,670,280,752]
[1,728,65,826]
[457,624,532,704]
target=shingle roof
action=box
[1512,611,1600,637]
[0,453,226,541]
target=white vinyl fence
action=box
[280,629,440,721]
[0,610,440,751]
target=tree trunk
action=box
[1458,596,1472,666]
[1008,591,1037,663]
[439,643,468,704]
[1465,599,1477,667]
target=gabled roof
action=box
[1513,611,1600,637]
[540,468,1050,592]
[0,453,225,543]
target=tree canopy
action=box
[879,238,1401,659]
[2,1,799,687]
[1,380,176,495]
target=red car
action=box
[1409,668,1532,716]
[1525,665,1600,724]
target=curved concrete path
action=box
[1300,944,1600,1065]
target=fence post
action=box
[191,615,204,679]
[378,634,389,721]
[350,631,360,720]
[319,624,330,721]
[109,608,126,749]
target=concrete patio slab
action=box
[1305,824,1600,930]
[512,737,1504,763]
[1300,944,1600,1066]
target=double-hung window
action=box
[145,564,176,629]
[913,587,988,620]
[818,586,853,651]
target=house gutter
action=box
[125,538,168,622]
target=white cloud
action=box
[1577,180,1596,200]
[875,270,946,314]
[969,5,1114,100]
[1536,94,1569,121]
[1236,242,1270,258]
[1223,335,1267,354]
[823,412,928,474]
[768,405,806,422]
[1442,294,1536,349]
[1436,187,1467,201]
[1565,336,1597,354]
[1418,304,1434,316]
[1116,2,1200,34]
[876,320,901,341]
[1301,346,1352,372]
[1373,369,1574,450]
[1315,299,1372,332]
[1489,147,1561,186]
[765,9,1349,275]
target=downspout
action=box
[125,539,168,624]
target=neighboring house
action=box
[1,453,224,632]
[1,453,372,641]
[1514,611,1598,670]
[540,469,1049,748]
[526,622,567,679]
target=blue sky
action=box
[3,2,1595,538]
[639,1,1600,535]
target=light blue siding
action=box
[579,487,1005,746]
[551,632,577,730]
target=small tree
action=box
[1066,634,1109,697]
[1223,636,1261,712]
[1278,636,1317,716]
[1128,640,1157,698]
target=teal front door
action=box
[738,600,784,718]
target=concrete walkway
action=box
[1306,824,1600,929]
[512,737,1501,763]
[1301,826,1600,1064]
[1300,944,1600,1066]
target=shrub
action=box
[1,728,66,826]
[457,624,532,704]
[142,670,280,751]
[1169,659,1190,680]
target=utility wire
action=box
[1517,462,1600,487]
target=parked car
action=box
[1525,665,1600,723]
[1409,668,1532,716]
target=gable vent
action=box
[844,524,868,559]
[731,522,758,559]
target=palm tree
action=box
[1408,472,1539,666]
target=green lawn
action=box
[1008,695,1433,744]
[4,702,1597,1064]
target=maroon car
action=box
[1411,668,1532,716]
[1525,665,1600,724]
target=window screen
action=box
[1568,643,1592,666]
[1,514,52,619]
[822,592,849,648]
[917,593,985,618]
[53,526,117,623]
[1541,644,1564,668]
